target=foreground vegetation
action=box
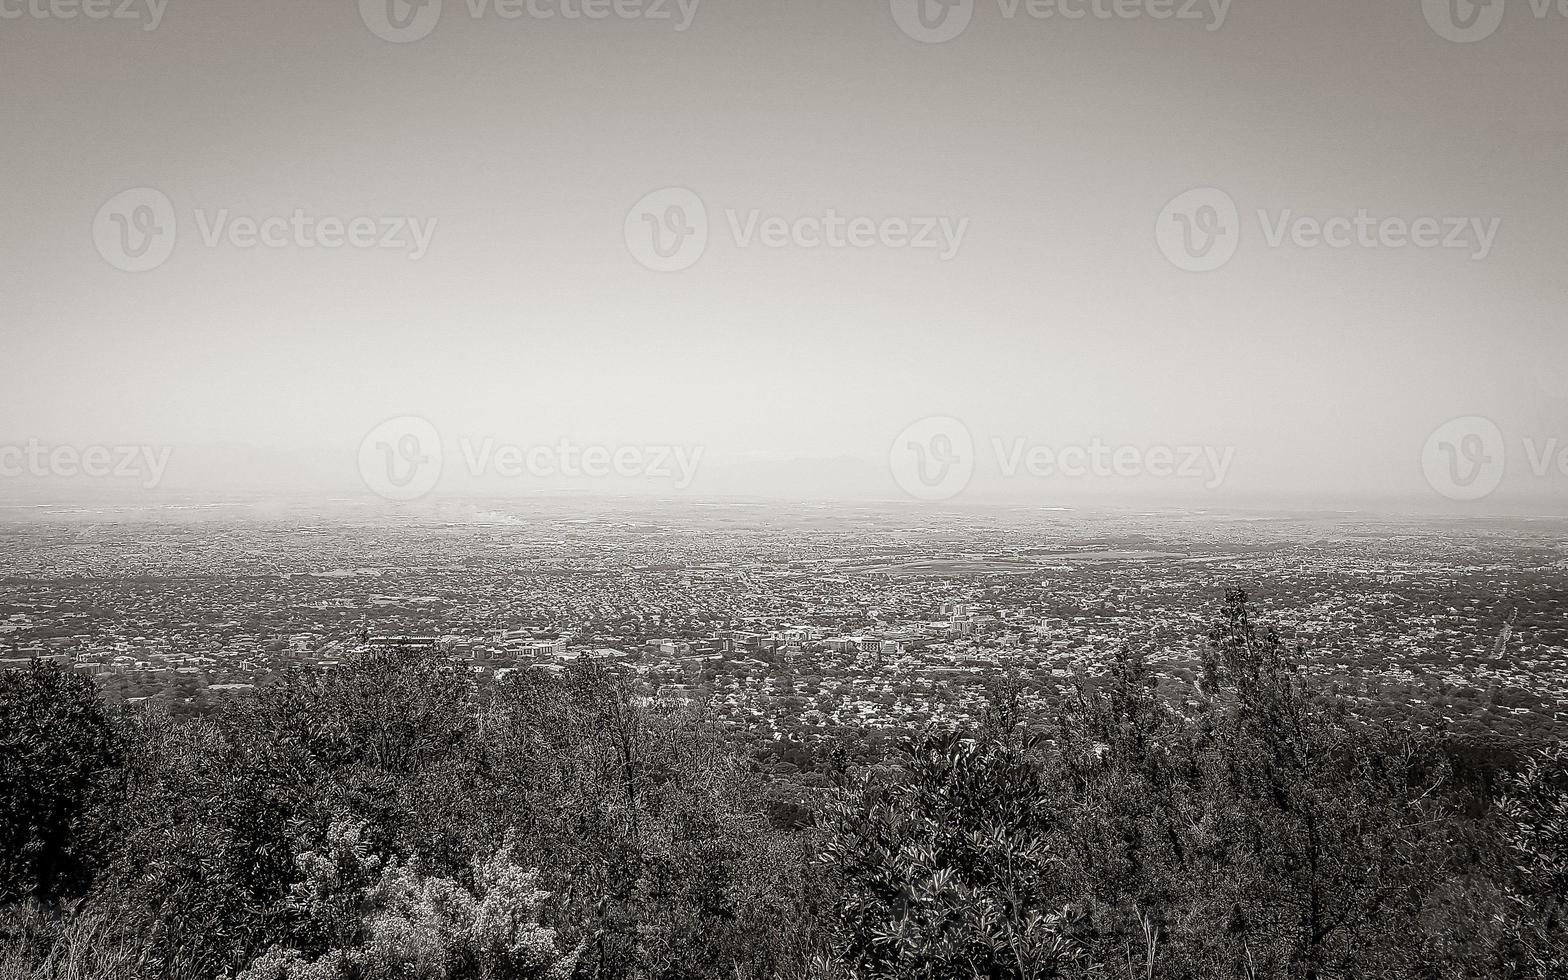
[1,592,1563,978]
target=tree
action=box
[1497,747,1568,977]
[822,715,1091,979]
[1188,590,1457,980]
[234,825,579,980]
[0,660,124,907]
[822,592,1469,980]
[444,660,826,980]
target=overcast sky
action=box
[2,0,1565,508]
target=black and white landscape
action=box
[2,2,1567,978]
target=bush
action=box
[824,593,1479,980]
[234,827,579,980]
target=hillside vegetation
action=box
[1,592,1563,979]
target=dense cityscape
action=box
[5,495,1564,772]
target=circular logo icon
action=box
[1155,187,1239,272]
[889,416,975,502]
[1422,0,1505,43]
[359,0,442,42]
[93,187,177,273]
[1422,415,1506,501]
[890,0,974,43]
[358,416,443,501]
[625,187,708,272]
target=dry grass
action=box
[0,905,152,980]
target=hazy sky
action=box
[2,0,1566,508]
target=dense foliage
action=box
[0,591,1562,979]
